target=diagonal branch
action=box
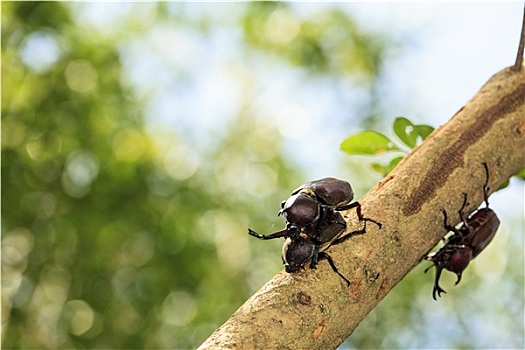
[199,27,525,350]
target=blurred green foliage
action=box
[2,2,523,350]
[1,2,300,348]
[242,2,387,80]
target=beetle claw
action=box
[432,284,447,301]
[247,228,261,238]
[364,217,382,229]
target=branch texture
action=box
[199,63,525,349]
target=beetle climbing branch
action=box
[424,162,500,300]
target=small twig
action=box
[513,4,525,71]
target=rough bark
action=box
[198,62,525,349]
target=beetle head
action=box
[282,236,316,273]
[447,246,472,275]
[279,193,320,228]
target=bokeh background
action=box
[2,2,524,349]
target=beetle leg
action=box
[458,193,470,230]
[318,252,350,286]
[363,217,382,229]
[431,264,447,300]
[248,228,289,240]
[309,249,319,269]
[315,205,338,237]
[336,200,359,211]
[331,219,369,245]
[424,263,434,273]
[354,203,382,229]
[337,201,382,229]
[482,162,491,208]
[339,201,362,217]
[425,256,448,300]
[325,208,346,230]
[441,208,462,235]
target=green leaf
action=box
[393,117,417,148]
[370,156,404,176]
[340,130,398,155]
[497,179,510,190]
[386,156,403,173]
[415,124,434,140]
[370,162,388,175]
[393,117,434,149]
[514,167,525,180]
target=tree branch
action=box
[198,67,525,350]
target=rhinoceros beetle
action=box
[281,217,376,286]
[285,177,382,236]
[248,177,382,285]
[425,163,500,300]
[249,177,381,243]
[283,235,350,284]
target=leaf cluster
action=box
[340,117,434,175]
